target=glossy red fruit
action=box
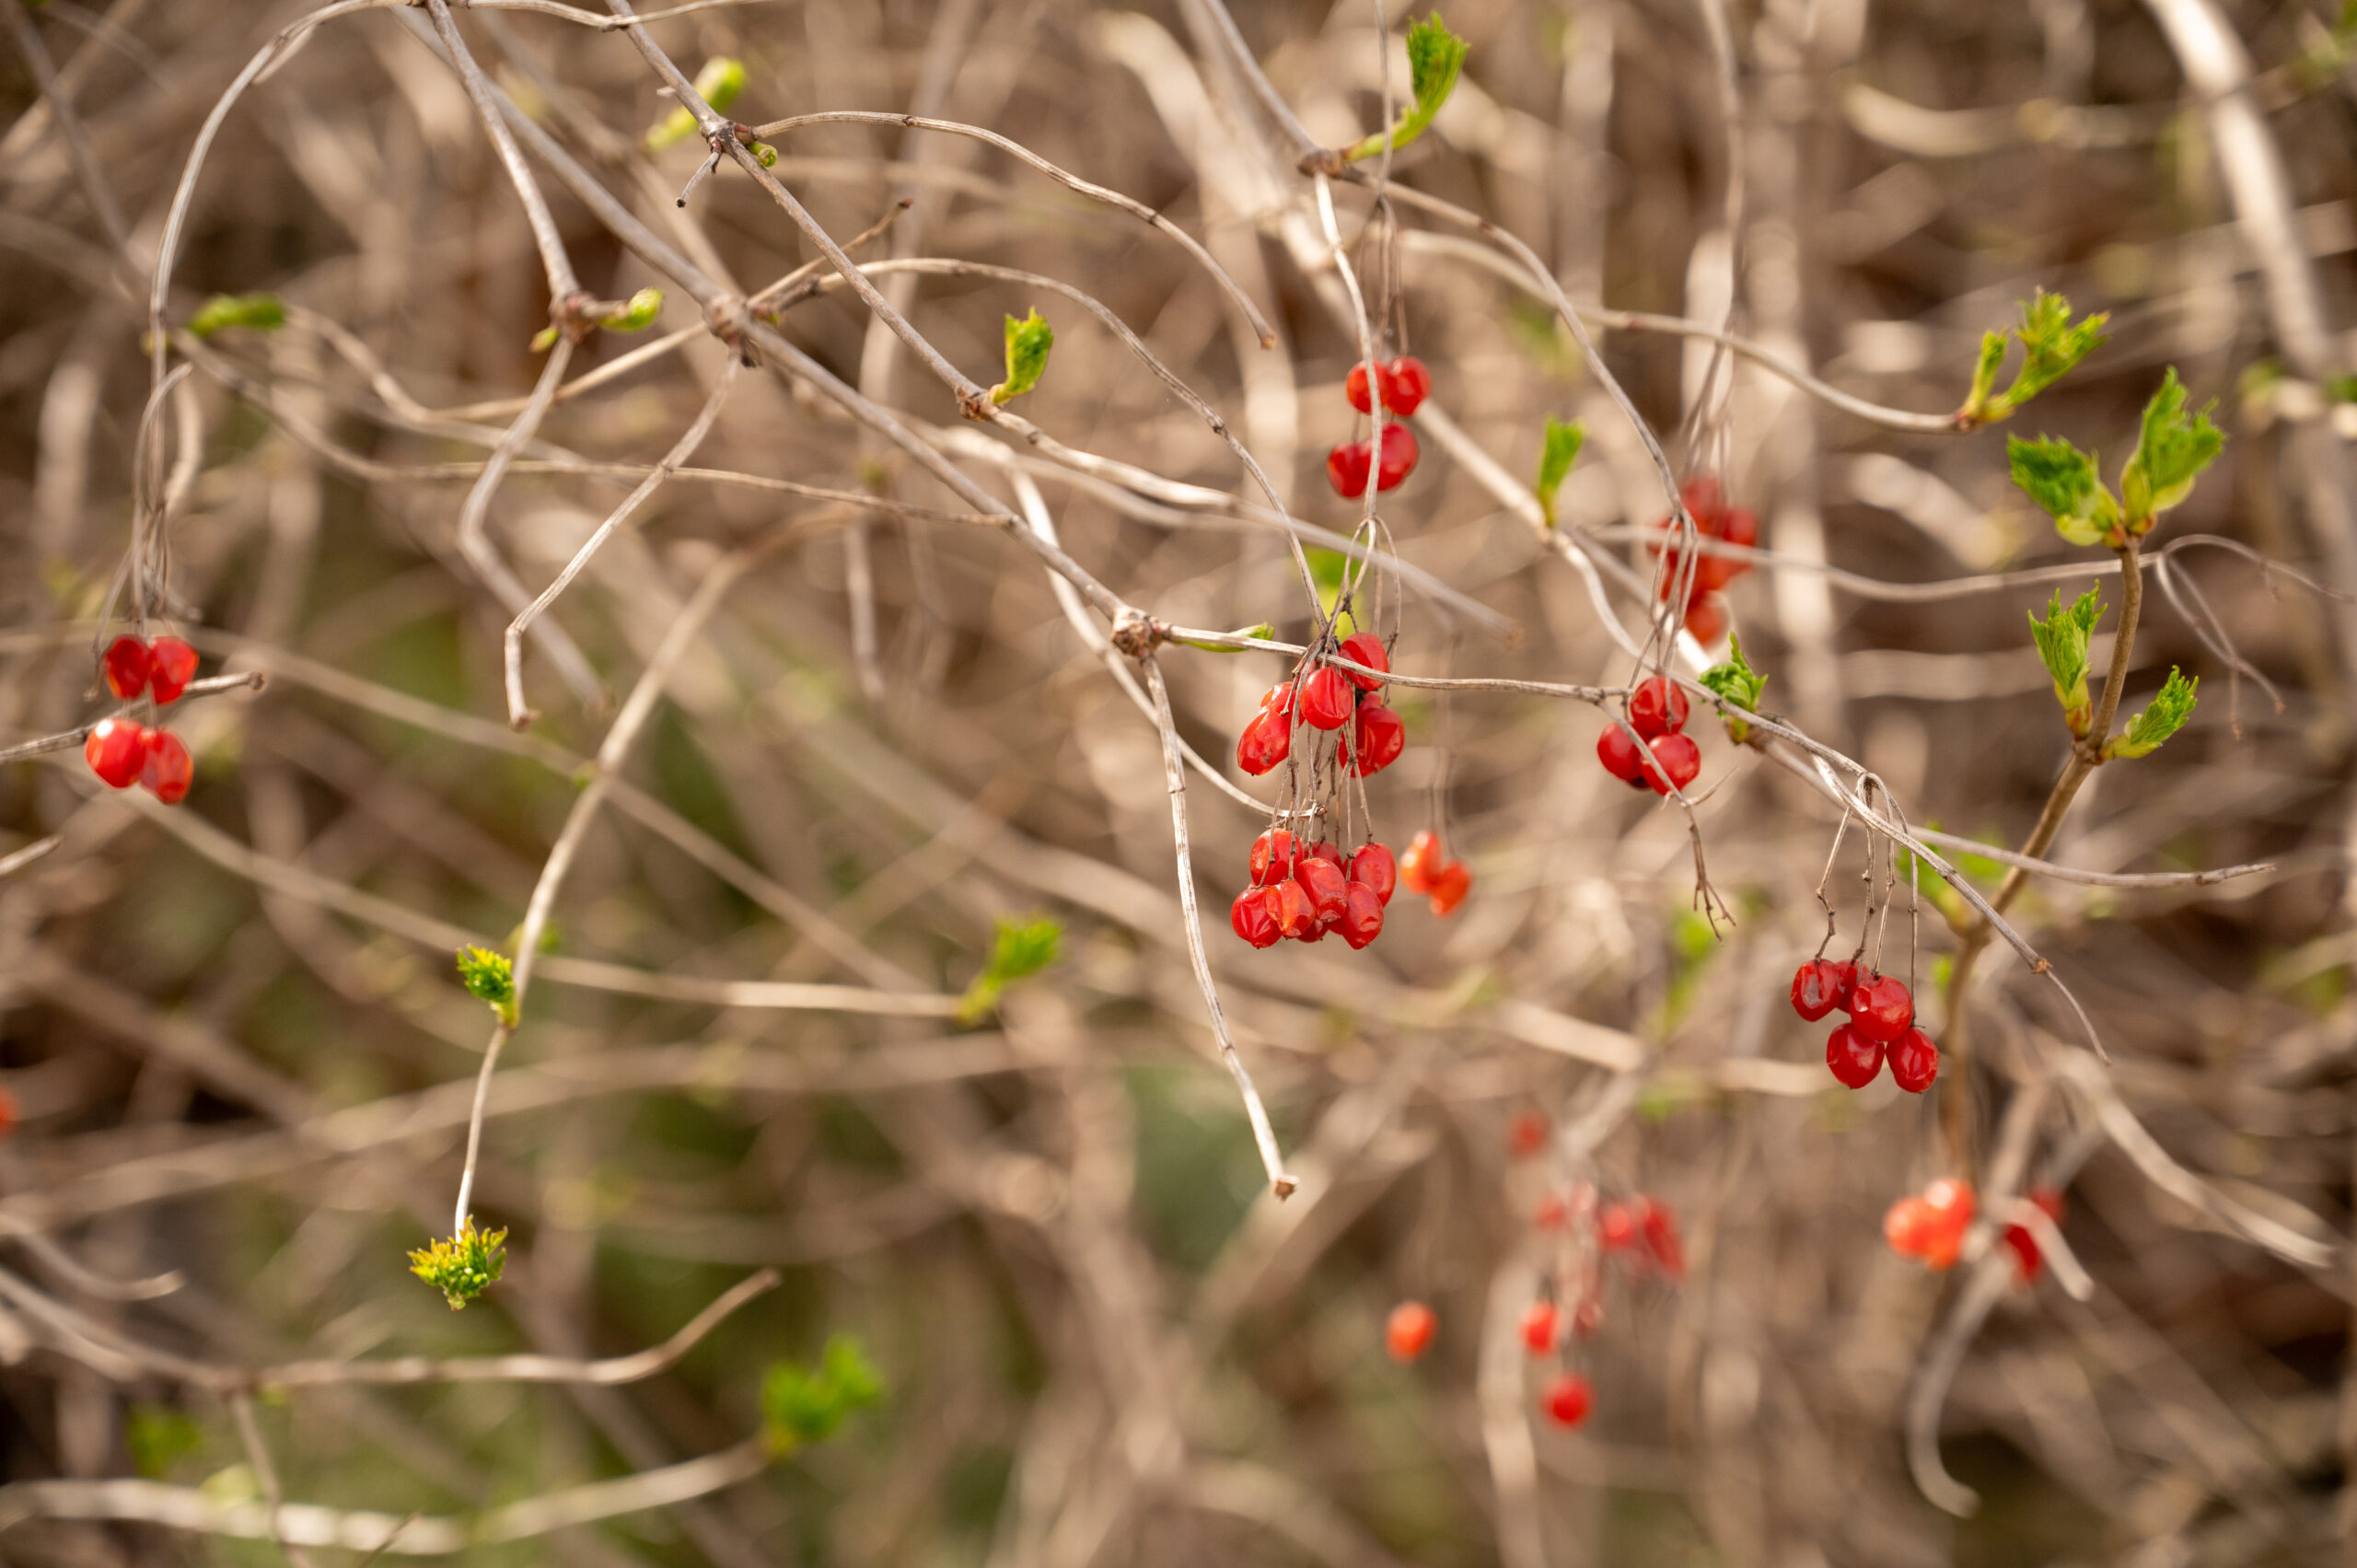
[1506,1110,1547,1157]
[1237,706,1291,775]
[1628,675,1689,739]
[1300,667,1355,730]
[1338,883,1386,948]
[1271,879,1318,941]
[1596,724,1651,789]
[1683,592,1730,645]
[1638,1199,1685,1278]
[1788,959,1847,1021]
[1428,859,1472,916]
[1596,1202,1636,1251]
[1918,1179,1976,1270]
[1295,857,1350,924]
[139,728,192,805]
[1380,356,1432,417]
[1826,1023,1885,1089]
[1327,439,1373,498]
[1348,842,1398,905]
[1374,423,1419,491]
[1232,886,1283,948]
[1520,1299,1558,1355]
[101,636,151,700]
[1337,631,1389,691]
[147,637,197,704]
[1823,959,1859,1013]
[1260,682,1295,717]
[1250,828,1300,885]
[84,717,145,788]
[1344,360,1376,414]
[1644,732,1701,796]
[1399,830,1443,894]
[1350,703,1405,777]
[1541,1372,1594,1428]
[1884,1196,1933,1258]
[1888,1027,1939,1094]
[1847,973,1914,1043]
[1303,840,1346,869]
[1386,1300,1436,1363]
[2004,1188,2065,1281]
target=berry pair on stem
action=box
[1789,958,1939,1092]
[101,634,198,705]
[1235,633,1404,780]
[1399,829,1471,916]
[1326,355,1429,499]
[1595,676,1701,796]
[84,719,192,804]
[1650,477,1755,645]
[1230,831,1395,950]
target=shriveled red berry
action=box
[84,717,145,789]
[1260,683,1295,717]
[1337,882,1386,948]
[1237,706,1292,775]
[147,637,197,704]
[1596,1202,1636,1251]
[1683,592,1729,645]
[1428,859,1471,916]
[1327,439,1373,498]
[1826,1023,1885,1089]
[1345,361,1376,414]
[1644,732,1701,796]
[1379,355,1431,417]
[1596,724,1651,789]
[1303,840,1345,869]
[1847,973,1914,1043]
[101,636,151,700]
[1271,879,1317,940]
[1399,830,1443,894]
[1337,631,1389,691]
[1295,857,1350,924]
[1506,1110,1547,1157]
[1373,423,1418,491]
[1888,1027,1939,1094]
[1789,959,1848,1022]
[1250,828,1300,885]
[1348,842,1397,905]
[1386,1300,1436,1363]
[1300,667,1355,730]
[1628,675,1689,739]
[139,728,192,805]
[1637,1199,1684,1278]
[1519,1299,1558,1355]
[1232,887,1283,948]
[1541,1372,1594,1428]
[1349,703,1405,777]
[1823,959,1858,1012]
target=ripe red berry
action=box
[84,717,145,789]
[1680,475,1725,520]
[1917,1179,1976,1271]
[0,1087,16,1138]
[1250,828,1300,885]
[1260,682,1295,716]
[1506,1110,1547,1157]
[1337,631,1389,691]
[1644,732,1701,796]
[1344,360,1376,414]
[2003,1189,2065,1282]
[1683,592,1729,645]
[1326,438,1373,498]
[1428,859,1472,916]
[1519,1299,1558,1355]
[1299,667,1355,730]
[1888,1027,1940,1094]
[1717,505,1759,554]
[1373,423,1419,491]
[101,636,151,700]
[147,637,198,704]
[1303,839,1345,869]
[1541,1372,1594,1428]
[1884,1195,1933,1258]
[1295,856,1350,924]
[1825,1022,1885,1089]
[1271,879,1318,941]
[1348,842,1397,905]
[1232,886,1283,948]
[1596,1202,1636,1251]
[1637,1199,1685,1278]
[1349,703,1405,777]
[1628,675,1689,739]
[1399,830,1443,894]
[1596,725,1650,789]
[1379,355,1431,417]
[1386,1300,1436,1363]
[1338,882,1386,948]
[139,728,192,805]
[1237,705,1291,775]
[1788,959,1847,1022]
[1847,973,1914,1043]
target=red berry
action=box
[1888,1027,1939,1094]
[1237,705,1291,775]
[1337,631,1389,691]
[1638,1199,1685,1278]
[1380,355,1432,415]
[1232,887,1283,948]
[2004,1189,2065,1282]
[1386,1300,1436,1363]
[1628,675,1689,739]
[1250,828,1300,885]
[1271,879,1317,940]
[1596,725,1650,789]
[1644,732,1701,796]
[1348,842,1397,905]
[1823,959,1859,1012]
[0,1087,16,1138]
[1337,882,1386,948]
[1326,439,1373,498]
[101,636,151,700]
[1717,505,1759,554]
[139,728,192,805]
[1295,857,1349,924]
[1541,1373,1594,1428]
[147,637,197,704]
[84,717,145,789]
[1884,1195,1933,1258]
[1680,475,1725,521]
[1428,859,1471,916]
[1300,667,1355,730]
[1505,1109,1547,1157]
[1825,1022,1885,1089]
[1596,1202,1636,1251]
[1788,959,1847,1022]
[1344,361,1376,414]
[1399,830,1443,894]
[1373,423,1419,491]
[1303,840,1345,870]
[1260,683,1295,716]
[1519,1299,1558,1355]
[1297,915,1330,943]
[1349,703,1405,777]
[1847,973,1914,1043]
[1918,1179,1976,1270]
[1683,593,1729,645]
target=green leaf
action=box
[456,946,517,1028]
[2119,366,2223,528]
[2027,585,2105,734]
[990,309,1054,405]
[762,1334,885,1452]
[2007,434,2116,546]
[2106,667,2198,759]
[1343,12,1469,162]
[958,913,1062,1022]
[602,286,664,332]
[1997,289,2108,413]
[1961,330,2007,422]
[126,1406,204,1479]
[1532,416,1585,527]
[407,1217,507,1311]
[647,57,748,151]
[188,293,286,339]
[1698,635,1767,741]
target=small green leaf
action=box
[646,56,748,151]
[2119,366,2223,528]
[762,1334,885,1452]
[188,293,286,339]
[407,1216,507,1310]
[1698,635,1768,742]
[1996,289,2108,414]
[990,309,1054,405]
[2106,667,2198,759]
[456,946,517,1028]
[1961,330,2007,422]
[1532,416,1585,527]
[1343,12,1469,162]
[2027,585,2105,735]
[958,914,1062,1022]
[2007,434,2117,546]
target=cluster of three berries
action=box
[1323,355,1428,498]
[1234,633,1403,779]
[1789,958,1939,1092]
[1653,477,1757,645]
[1595,675,1702,795]
[1382,1299,1596,1429]
[85,635,202,805]
[1231,831,1396,949]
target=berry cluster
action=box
[1325,355,1428,498]
[1521,1161,1683,1431]
[1595,675,1702,796]
[102,634,198,704]
[1229,830,1395,949]
[1399,829,1472,915]
[1788,958,1938,1092]
[1650,477,1756,645]
[1234,632,1403,781]
[84,634,203,805]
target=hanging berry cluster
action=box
[1523,1178,1684,1431]
[1790,958,1937,1092]
[1398,829,1472,915]
[1325,356,1427,499]
[83,634,201,805]
[1650,477,1756,645]
[1595,675,1702,796]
